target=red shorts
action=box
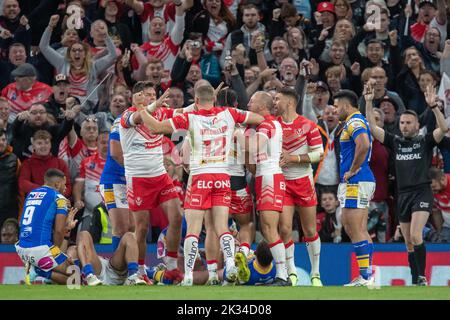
[255,173,285,212]
[284,175,318,207]
[184,173,231,210]
[126,174,179,211]
[230,186,253,214]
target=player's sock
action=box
[408,251,419,284]
[367,241,374,277]
[166,251,178,270]
[112,236,121,252]
[146,268,174,285]
[239,243,251,257]
[35,268,52,279]
[82,264,94,276]
[127,262,139,277]
[73,259,81,268]
[353,240,370,280]
[184,234,199,280]
[284,240,297,276]
[269,239,288,281]
[413,243,426,277]
[219,232,236,270]
[138,259,146,275]
[305,233,321,276]
[207,260,218,280]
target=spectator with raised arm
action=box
[39,15,118,114]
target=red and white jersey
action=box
[227,126,246,177]
[70,138,98,170]
[130,37,180,73]
[254,115,283,177]
[2,81,53,123]
[139,2,176,43]
[279,115,323,180]
[433,174,450,228]
[77,153,106,195]
[170,107,250,175]
[120,106,175,178]
[58,137,70,165]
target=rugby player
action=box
[334,90,376,287]
[137,84,264,286]
[233,241,277,286]
[240,91,291,286]
[119,81,183,279]
[16,169,78,285]
[366,84,448,285]
[274,87,324,286]
[75,231,147,286]
[100,116,134,253]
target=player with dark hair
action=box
[136,83,264,286]
[334,89,376,286]
[275,87,324,287]
[366,83,448,286]
[15,169,78,285]
[233,241,277,286]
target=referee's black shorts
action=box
[397,186,433,223]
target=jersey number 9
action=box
[22,206,36,226]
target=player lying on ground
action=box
[230,240,277,286]
[75,230,147,286]
[16,169,78,285]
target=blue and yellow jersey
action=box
[339,112,375,183]
[100,117,126,185]
[18,186,68,248]
[244,259,276,285]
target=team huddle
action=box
[15,77,446,287]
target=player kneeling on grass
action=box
[231,241,277,286]
[76,231,147,286]
[16,169,78,285]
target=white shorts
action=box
[338,182,376,209]
[98,256,127,285]
[100,184,129,210]
[15,244,68,272]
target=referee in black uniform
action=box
[365,83,448,286]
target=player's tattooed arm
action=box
[343,134,369,182]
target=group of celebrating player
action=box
[16,74,443,287]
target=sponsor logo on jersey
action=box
[135,197,143,206]
[25,200,42,206]
[420,202,430,209]
[396,153,422,161]
[197,180,230,189]
[29,192,46,199]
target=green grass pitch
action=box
[0,285,449,300]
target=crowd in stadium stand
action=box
[0,0,450,246]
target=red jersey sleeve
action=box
[227,108,249,125]
[69,137,83,158]
[307,123,323,148]
[256,120,275,140]
[162,136,175,157]
[153,107,175,121]
[170,113,189,131]
[77,158,87,180]
[120,107,138,128]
